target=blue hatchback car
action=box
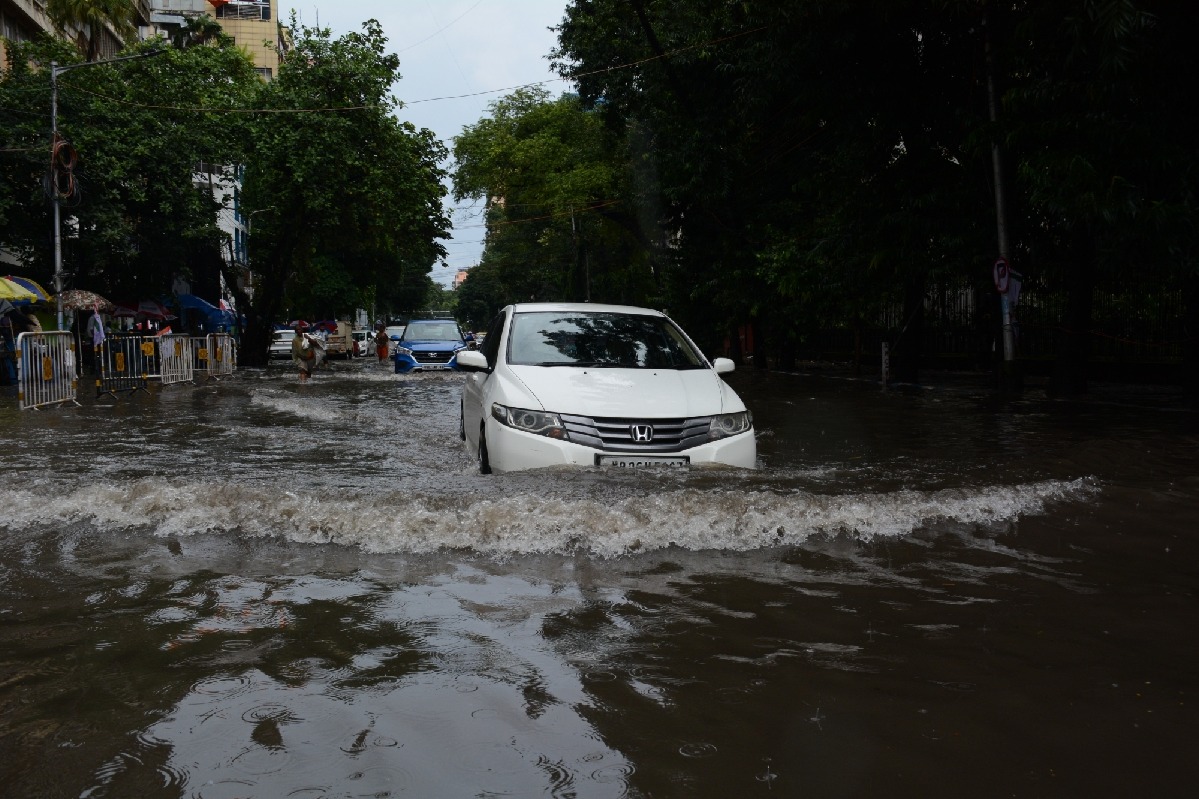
[393,319,468,373]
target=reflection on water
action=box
[1,360,1197,797]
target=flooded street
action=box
[1,359,1197,798]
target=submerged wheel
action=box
[478,423,492,474]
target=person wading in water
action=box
[375,324,390,364]
[292,322,324,382]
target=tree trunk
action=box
[893,273,926,383]
[1049,232,1095,396]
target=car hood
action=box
[507,365,741,418]
[401,339,464,349]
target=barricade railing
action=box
[96,334,153,399]
[17,331,79,410]
[159,334,195,385]
[194,333,236,379]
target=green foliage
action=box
[233,17,451,361]
[542,0,1197,382]
[452,88,655,307]
[1,17,452,367]
[0,33,259,300]
[454,261,506,330]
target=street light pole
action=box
[50,49,166,330]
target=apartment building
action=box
[150,0,285,79]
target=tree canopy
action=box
[0,16,451,364]
[467,0,1196,388]
[236,18,450,362]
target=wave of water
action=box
[0,476,1098,557]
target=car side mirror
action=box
[456,349,489,372]
[712,357,735,374]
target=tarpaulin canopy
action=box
[177,293,234,330]
[113,300,175,320]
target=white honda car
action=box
[457,303,756,473]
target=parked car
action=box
[351,329,373,357]
[269,329,293,359]
[393,319,467,373]
[456,303,756,473]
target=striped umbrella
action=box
[0,277,38,303]
[4,275,51,303]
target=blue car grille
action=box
[559,414,712,453]
[412,349,455,364]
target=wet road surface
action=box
[1,359,1197,797]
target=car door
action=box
[462,309,508,447]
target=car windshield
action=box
[401,322,462,342]
[507,311,707,369]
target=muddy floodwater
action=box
[1,359,1197,798]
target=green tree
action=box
[557,2,1019,373]
[453,88,655,307]
[237,18,450,364]
[454,261,506,330]
[1003,0,1199,395]
[0,33,260,306]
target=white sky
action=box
[283,1,571,286]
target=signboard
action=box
[993,257,1010,293]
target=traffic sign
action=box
[993,257,1009,293]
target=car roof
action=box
[507,302,666,317]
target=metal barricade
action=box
[17,331,80,409]
[194,333,236,379]
[96,334,153,399]
[158,334,195,385]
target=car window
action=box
[401,322,462,342]
[507,311,706,369]
[481,311,506,368]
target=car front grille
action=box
[413,350,455,364]
[560,414,712,453]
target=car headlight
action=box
[708,411,752,439]
[491,403,566,439]
[396,346,413,356]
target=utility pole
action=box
[983,11,1019,390]
[50,50,166,330]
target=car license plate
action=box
[420,364,450,370]
[597,455,689,468]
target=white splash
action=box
[1,477,1098,558]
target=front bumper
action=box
[393,353,459,374]
[480,418,756,472]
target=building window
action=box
[215,1,271,21]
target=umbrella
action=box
[0,277,38,303]
[4,275,51,303]
[57,288,115,313]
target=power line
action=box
[39,25,767,116]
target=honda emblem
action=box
[631,424,654,442]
